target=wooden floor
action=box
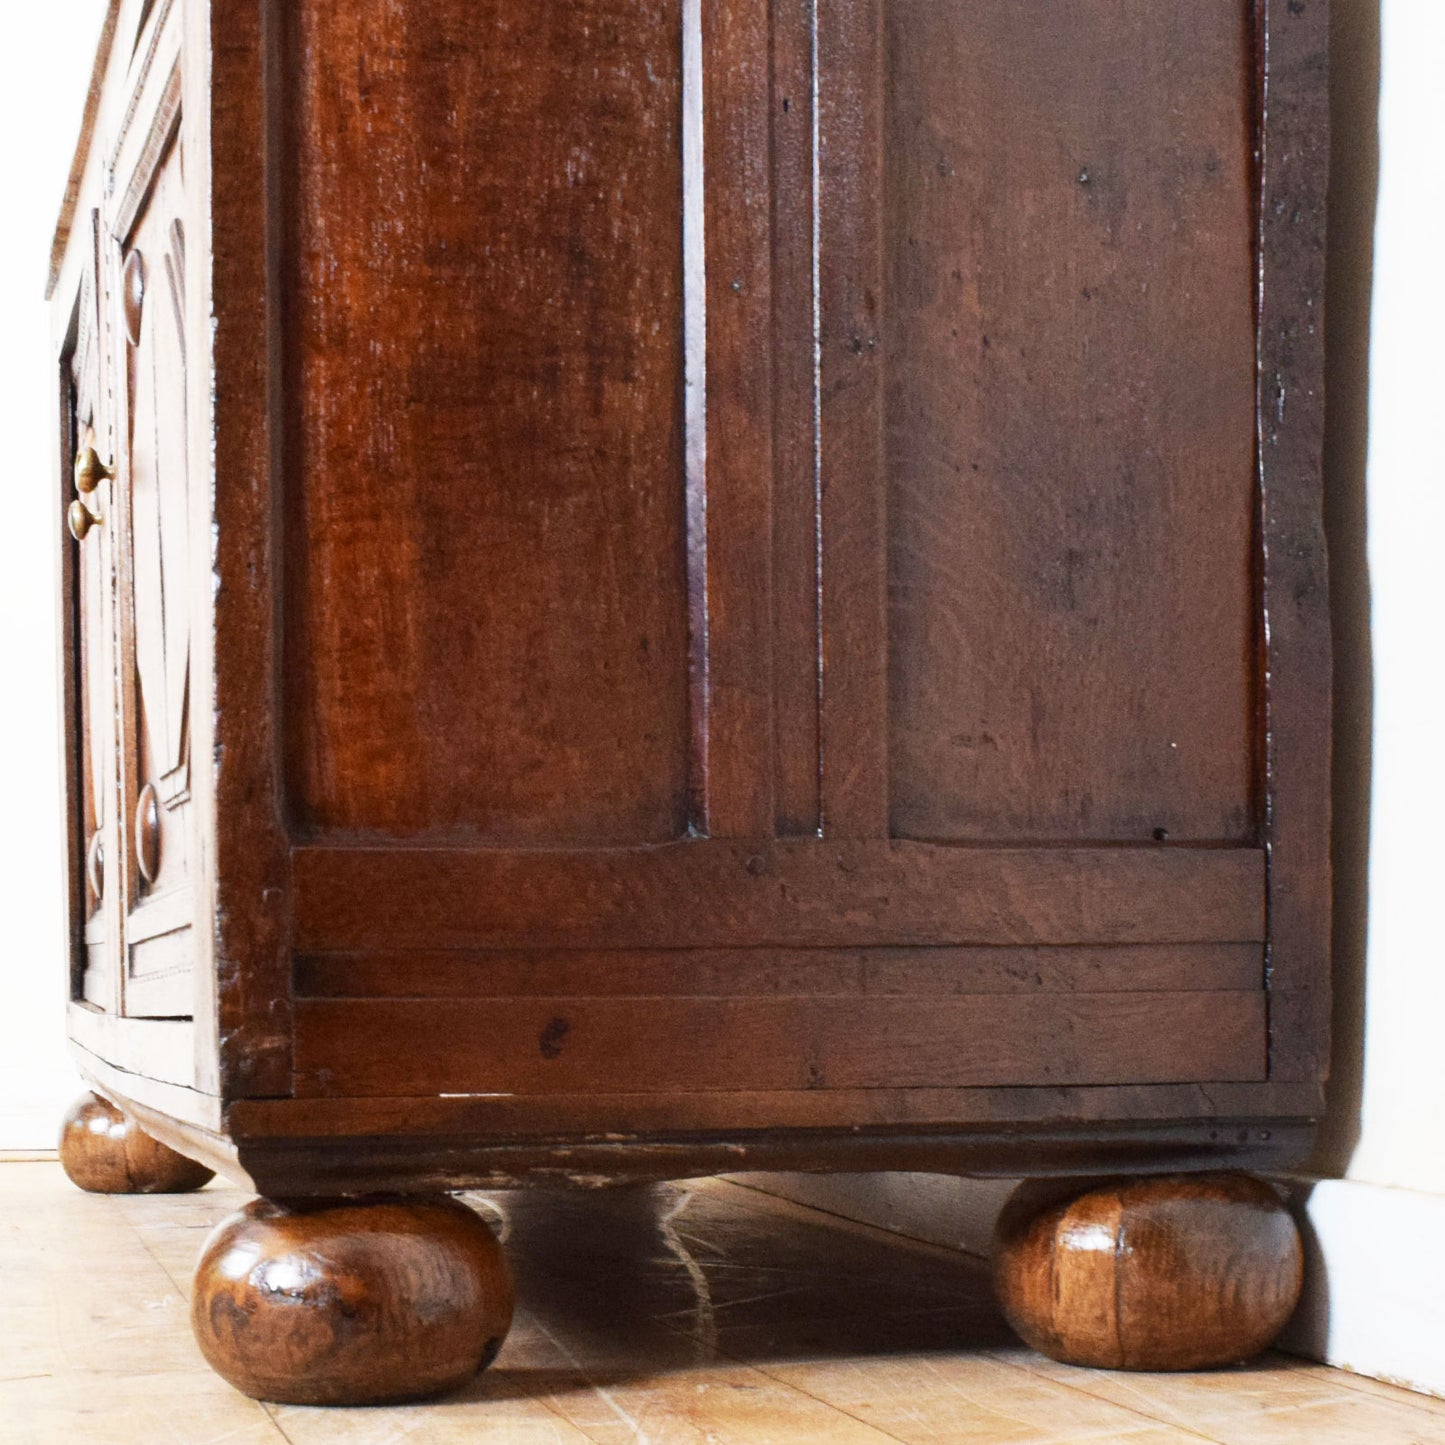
[2,1163,1443,1443]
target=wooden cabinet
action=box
[51,0,1329,1391]
[57,0,199,1023]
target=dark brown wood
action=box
[105,1079,1317,1198]
[992,1173,1304,1371]
[229,1125,1313,1200]
[294,842,1266,951]
[880,1,1260,846]
[699,0,777,838]
[58,1092,214,1194]
[816,0,892,840]
[191,1195,514,1405]
[280,0,691,845]
[50,0,1331,1324]
[293,992,1265,1098]
[294,943,1264,1000]
[1255,0,1333,1082]
[769,0,823,838]
[204,0,293,1097]
[226,1079,1322,1141]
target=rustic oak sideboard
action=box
[50,0,1329,1405]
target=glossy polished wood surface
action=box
[191,1194,514,1405]
[992,1173,1304,1371]
[58,1092,213,1194]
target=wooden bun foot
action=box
[191,1195,515,1405]
[58,1093,215,1194]
[992,1172,1303,1371]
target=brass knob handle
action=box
[74,446,115,495]
[68,499,101,542]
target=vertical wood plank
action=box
[54,336,84,1006]
[684,0,710,832]
[771,0,823,837]
[198,0,293,1095]
[699,0,777,838]
[1256,0,1332,1081]
[816,0,889,838]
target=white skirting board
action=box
[730,1171,1445,1401]
[1279,1176,1445,1400]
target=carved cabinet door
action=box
[64,215,123,1014]
[111,60,197,1019]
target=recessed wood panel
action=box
[282,0,691,843]
[121,133,194,906]
[882,0,1259,843]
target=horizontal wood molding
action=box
[295,943,1263,1001]
[47,0,123,297]
[217,1118,1316,1198]
[70,1038,221,1135]
[95,1085,236,1175]
[230,1081,1322,1142]
[67,1002,195,1087]
[294,842,1265,952]
[292,991,1266,1098]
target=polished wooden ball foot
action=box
[992,1172,1303,1371]
[191,1195,515,1405]
[58,1093,215,1194]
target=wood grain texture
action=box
[104,1076,1318,1195]
[1255,0,1333,1081]
[58,1092,214,1194]
[47,1,123,299]
[769,0,823,838]
[294,943,1264,1000]
[882,0,1259,845]
[191,1195,514,1405]
[217,1122,1312,1199]
[294,842,1265,951]
[292,992,1265,1097]
[698,0,777,837]
[50,0,1331,1191]
[229,1080,1322,1143]
[281,0,690,845]
[203,0,293,1095]
[113,81,197,1020]
[816,0,891,837]
[993,1173,1304,1371]
[68,1004,196,1088]
[23,1167,1442,1444]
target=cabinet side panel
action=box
[884,0,1260,843]
[282,0,690,842]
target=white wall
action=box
[1272,0,1445,1395]
[1328,0,1445,1197]
[0,4,112,1150]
